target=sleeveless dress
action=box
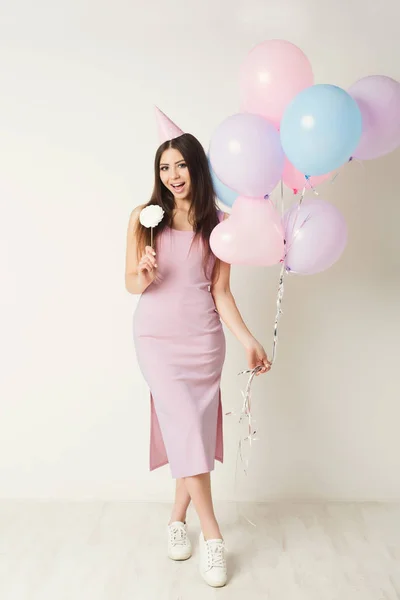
[133,210,225,479]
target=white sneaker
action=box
[167,521,192,560]
[198,531,227,587]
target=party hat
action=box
[154,106,184,144]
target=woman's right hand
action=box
[137,246,158,285]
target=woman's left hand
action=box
[245,339,272,376]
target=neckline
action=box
[166,225,195,233]
[165,209,222,232]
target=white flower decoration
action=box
[139,205,165,228]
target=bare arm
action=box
[125,205,157,295]
[210,212,271,374]
[210,259,254,348]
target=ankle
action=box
[168,517,186,526]
[202,527,222,541]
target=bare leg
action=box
[168,478,191,525]
[183,472,222,540]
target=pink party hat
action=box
[154,106,184,144]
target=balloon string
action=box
[225,179,295,527]
[352,157,366,172]
[225,365,261,528]
[330,172,340,185]
[306,176,320,197]
[226,174,314,526]
[280,179,285,217]
[330,155,358,186]
[286,181,306,254]
[225,255,289,527]
[270,261,286,364]
[285,212,312,255]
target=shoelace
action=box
[169,525,188,546]
[206,541,226,568]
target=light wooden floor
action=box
[0,501,399,599]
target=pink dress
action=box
[133,210,225,479]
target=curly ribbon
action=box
[224,366,261,528]
[226,161,357,495]
[225,256,288,527]
[225,179,308,527]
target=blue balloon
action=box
[280,84,362,176]
[208,157,238,208]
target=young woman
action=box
[125,133,271,587]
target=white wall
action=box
[0,0,399,501]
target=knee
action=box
[183,471,209,481]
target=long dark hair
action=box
[135,133,221,279]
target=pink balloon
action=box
[209,113,284,198]
[348,75,400,160]
[282,158,333,194]
[239,39,314,128]
[210,196,284,266]
[283,198,347,275]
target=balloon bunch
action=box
[209,39,400,276]
[208,39,400,486]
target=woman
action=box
[125,133,271,587]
